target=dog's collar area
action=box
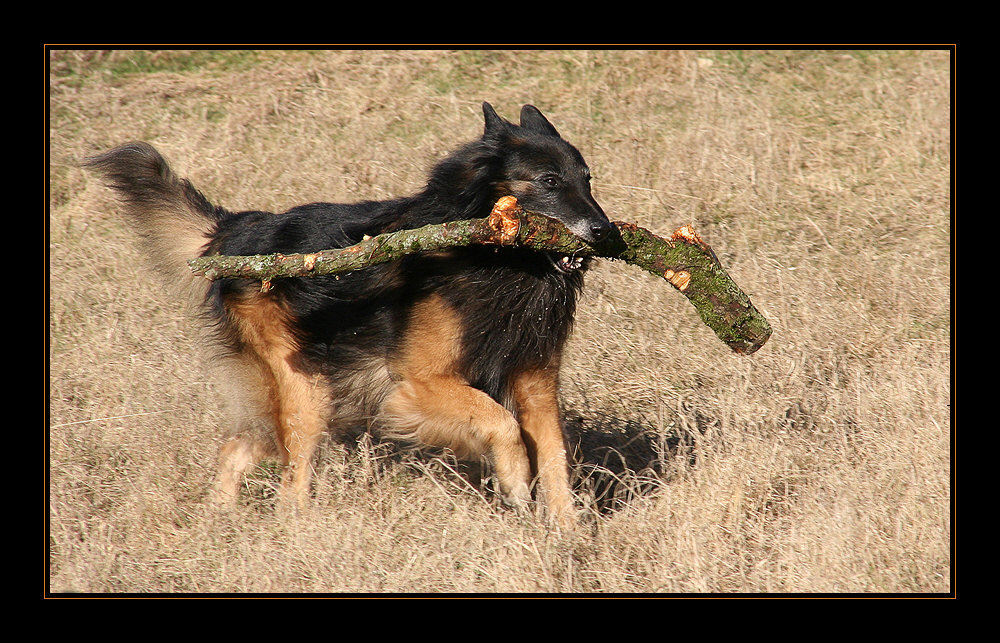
[548,253,585,273]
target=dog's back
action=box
[87,103,612,528]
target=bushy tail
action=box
[85,142,226,298]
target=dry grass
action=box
[47,49,951,594]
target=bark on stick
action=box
[188,196,772,354]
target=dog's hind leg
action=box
[213,430,277,504]
[223,293,330,507]
[272,372,329,504]
[210,354,283,504]
[513,367,576,529]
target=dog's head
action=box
[482,102,614,247]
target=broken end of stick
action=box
[670,223,705,246]
[671,223,722,267]
[723,315,772,355]
[187,256,214,279]
[662,269,692,291]
[697,276,773,355]
[689,280,772,355]
[487,196,523,242]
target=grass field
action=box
[47,49,952,594]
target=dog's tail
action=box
[85,142,225,301]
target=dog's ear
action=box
[482,102,510,137]
[519,104,560,138]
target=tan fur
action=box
[512,367,575,528]
[381,295,576,527]
[215,291,330,505]
[90,135,587,528]
[380,295,532,507]
[211,290,576,527]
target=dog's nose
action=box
[590,220,614,243]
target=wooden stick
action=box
[188,197,772,354]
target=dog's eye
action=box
[539,175,561,188]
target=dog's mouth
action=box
[548,253,585,273]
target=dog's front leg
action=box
[380,376,533,509]
[512,367,576,529]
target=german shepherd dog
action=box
[86,103,613,528]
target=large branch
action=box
[188,196,772,354]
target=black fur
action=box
[208,103,610,409]
[88,102,612,417]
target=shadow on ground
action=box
[240,405,720,521]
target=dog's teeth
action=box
[554,255,584,272]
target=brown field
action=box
[47,49,951,594]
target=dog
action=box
[86,102,613,528]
